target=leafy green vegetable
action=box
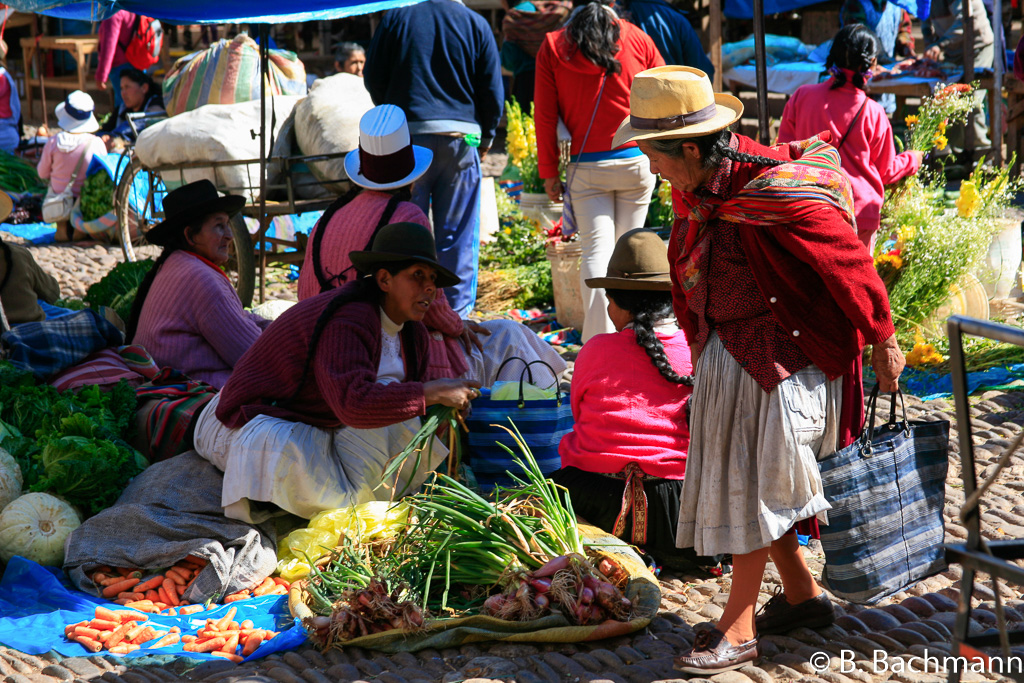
[0,150,46,194]
[84,260,155,323]
[481,189,553,309]
[80,172,116,222]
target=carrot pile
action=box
[88,558,289,616]
[180,606,280,662]
[63,606,181,654]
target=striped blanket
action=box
[677,137,855,294]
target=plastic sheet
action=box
[0,557,306,660]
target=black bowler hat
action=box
[145,180,246,247]
[349,222,460,288]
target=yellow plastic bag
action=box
[490,381,556,402]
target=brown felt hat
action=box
[585,228,672,291]
[349,222,460,288]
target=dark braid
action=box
[288,261,416,402]
[648,131,785,172]
[125,233,191,342]
[606,289,693,386]
[0,238,12,294]
[825,24,879,91]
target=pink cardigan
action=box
[558,327,692,479]
[134,250,270,389]
[37,132,107,196]
[96,11,134,85]
[297,189,468,379]
[778,79,920,244]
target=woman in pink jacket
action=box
[778,24,923,251]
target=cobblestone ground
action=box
[6,241,1024,683]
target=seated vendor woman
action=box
[100,68,166,149]
[193,222,481,523]
[0,192,61,324]
[299,104,565,386]
[551,229,698,568]
[127,180,270,389]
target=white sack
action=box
[294,73,374,193]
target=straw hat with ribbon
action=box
[344,105,433,191]
[585,228,672,291]
[612,66,743,149]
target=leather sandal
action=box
[673,627,760,675]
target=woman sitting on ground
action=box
[100,67,166,150]
[195,222,481,522]
[551,229,696,567]
[0,192,60,325]
[298,104,565,386]
[127,180,270,390]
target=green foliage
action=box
[482,188,553,309]
[0,361,143,517]
[54,298,87,311]
[85,259,155,323]
[0,150,46,194]
[80,172,116,222]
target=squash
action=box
[0,447,22,511]
[0,492,81,566]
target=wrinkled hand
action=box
[871,334,905,393]
[460,320,491,353]
[544,177,563,203]
[424,379,483,411]
[923,45,943,62]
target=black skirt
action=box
[550,466,722,571]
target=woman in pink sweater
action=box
[778,24,923,250]
[300,105,565,385]
[553,229,700,569]
[127,180,270,389]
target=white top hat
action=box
[344,104,432,191]
[55,90,100,134]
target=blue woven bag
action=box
[465,358,573,491]
[818,386,949,604]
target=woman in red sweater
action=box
[552,228,705,570]
[535,0,663,342]
[194,223,480,523]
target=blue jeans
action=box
[410,134,481,317]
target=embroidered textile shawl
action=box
[675,136,856,294]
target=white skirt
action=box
[194,393,447,523]
[462,319,567,388]
[676,333,842,556]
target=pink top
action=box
[297,189,469,379]
[134,250,270,389]
[37,132,107,196]
[96,11,134,85]
[777,78,921,242]
[558,327,692,479]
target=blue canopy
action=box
[724,0,929,21]
[3,0,424,24]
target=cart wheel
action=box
[114,158,255,307]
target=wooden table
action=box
[21,35,101,120]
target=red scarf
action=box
[187,251,231,282]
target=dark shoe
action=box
[755,587,835,635]
[673,628,760,674]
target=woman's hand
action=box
[544,177,563,203]
[460,320,491,353]
[910,150,926,167]
[871,334,905,393]
[424,379,483,411]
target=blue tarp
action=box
[5,0,426,24]
[0,557,307,660]
[900,364,1024,402]
[0,222,55,244]
[724,0,928,21]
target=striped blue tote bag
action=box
[818,387,950,604]
[465,359,573,491]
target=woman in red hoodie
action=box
[535,0,663,342]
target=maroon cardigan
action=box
[669,133,896,448]
[216,285,430,430]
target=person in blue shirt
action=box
[620,0,714,76]
[365,0,504,317]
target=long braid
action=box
[0,238,12,294]
[713,136,785,168]
[607,289,693,385]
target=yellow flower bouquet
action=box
[904,82,976,153]
[504,99,544,193]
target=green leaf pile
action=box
[85,259,155,323]
[0,361,144,517]
[0,150,46,194]
[80,172,116,222]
